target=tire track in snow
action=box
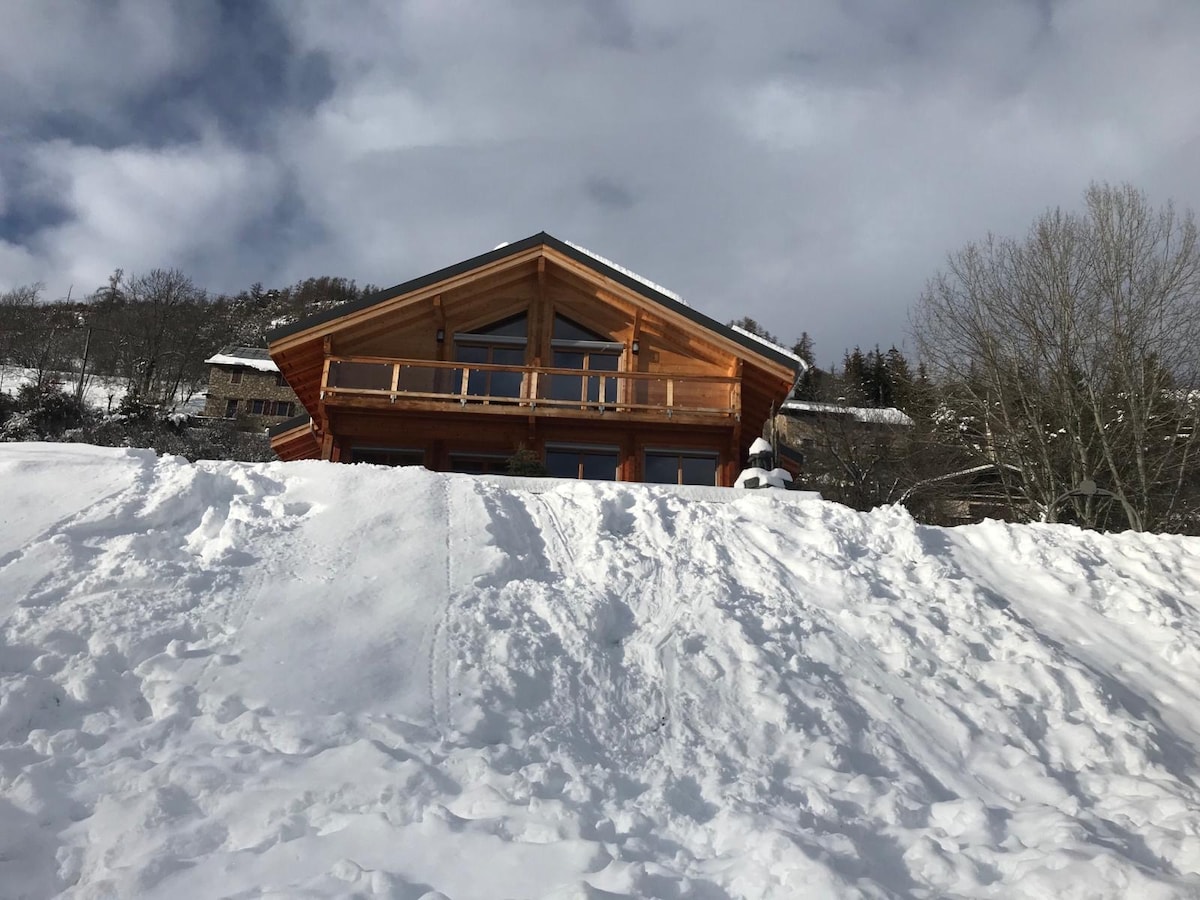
[426,476,455,737]
[534,490,577,575]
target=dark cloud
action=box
[580,0,637,50]
[583,176,637,211]
[3,0,1200,360]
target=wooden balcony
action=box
[320,355,741,422]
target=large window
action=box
[350,447,425,467]
[644,450,719,486]
[548,315,622,405]
[448,453,509,475]
[454,313,527,399]
[545,444,619,481]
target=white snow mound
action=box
[2,444,1200,899]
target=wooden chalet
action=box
[266,233,802,486]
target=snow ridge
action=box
[1,445,1199,899]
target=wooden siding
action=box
[267,240,797,479]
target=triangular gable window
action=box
[459,312,527,341]
[552,314,610,343]
[548,315,623,405]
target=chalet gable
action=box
[265,234,803,484]
[267,233,798,370]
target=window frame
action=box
[453,314,530,400]
[447,452,510,475]
[544,442,621,481]
[643,449,720,486]
[548,314,624,405]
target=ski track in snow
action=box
[1,445,1199,898]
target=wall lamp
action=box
[631,339,640,355]
[436,328,445,343]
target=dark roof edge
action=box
[268,413,313,438]
[266,232,800,372]
[265,234,550,343]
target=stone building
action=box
[203,346,300,431]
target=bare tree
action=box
[0,283,44,370]
[93,269,209,405]
[914,183,1200,532]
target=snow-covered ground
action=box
[0,366,129,413]
[2,444,1199,899]
[0,366,207,415]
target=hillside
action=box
[1,444,1199,899]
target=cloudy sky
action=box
[2,0,1198,360]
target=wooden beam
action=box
[532,257,547,366]
[433,294,446,362]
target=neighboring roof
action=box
[898,462,1022,503]
[205,346,280,373]
[266,232,801,372]
[782,400,914,426]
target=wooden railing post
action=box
[389,363,400,402]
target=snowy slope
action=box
[2,445,1200,899]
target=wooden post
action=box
[624,309,643,408]
[319,336,333,437]
[433,295,446,362]
[533,257,547,366]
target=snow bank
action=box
[2,444,1199,898]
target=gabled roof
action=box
[205,346,279,372]
[266,232,802,373]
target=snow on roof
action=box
[561,238,688,306]
[204,346,280,373]
[782,399,913,426]
[730,326,809,371]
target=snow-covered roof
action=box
[730,326,809,371]
[782,399,913,426]
[204,347,280,373]
[561,239,688,306]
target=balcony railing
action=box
[321,355,739,418]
